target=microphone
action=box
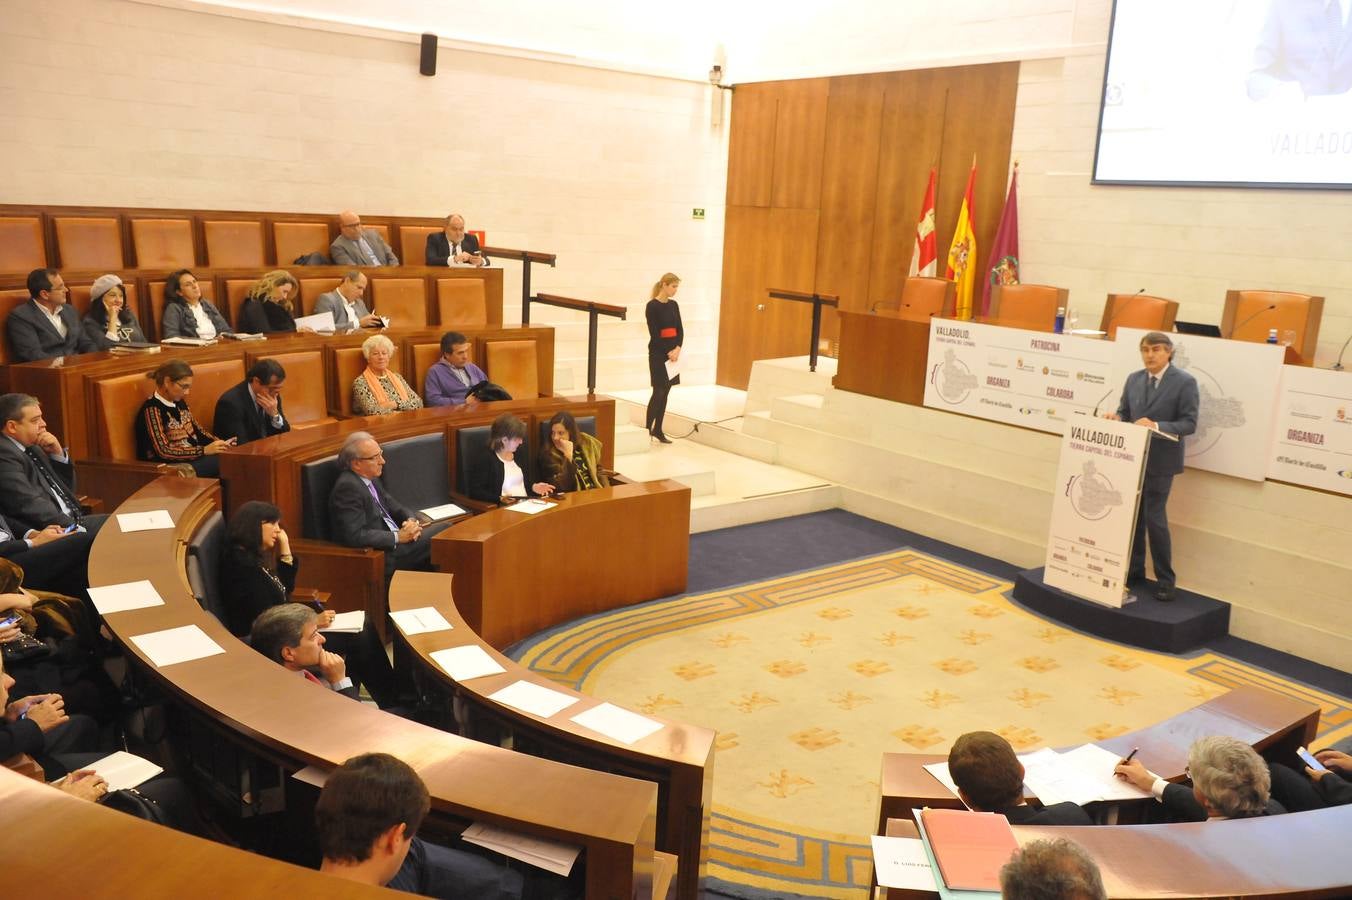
[1091,386,1116,418]
[1334,332,1352,370]
[1106,288,1147,334]
[1226,304,1277,340]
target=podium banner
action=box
[924,319,1114,435]
[1110,328,1283,482]
[1044,417,1150,608]
[1268,365,1352,497]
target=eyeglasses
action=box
[174,380,192,390]
[358,452,384,461]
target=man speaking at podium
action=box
[1103,332,1199,602]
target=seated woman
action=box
[351,334,423,416]
[1114,735,1285,821]
[159,269,233,340]
[220,501,400,708]
[236,269,301,334]
[80,275,148,350]
[538,410,610,494]
[467,413,556,504]
[134,358,234,478]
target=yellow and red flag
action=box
[907,168,938,278]
[945,160,978,319]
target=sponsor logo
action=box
[1286,429,1325,445]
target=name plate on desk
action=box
[923,319,1114,434]
[1269,365,1352,497]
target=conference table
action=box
[88,476,672,899]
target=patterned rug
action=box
[513,549,1352,899]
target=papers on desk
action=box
[924,744,1148,807]
[161,336,213,347]
[294,311,335,334]
[488,680,579,719]
[419,502,467,522]
[82,750,164,792]
[913,809,1009,900]
[503,499,552,515]
[129,624,226,668]
[115,509,175,532]
[430,645,505,681]
[461,822,581,876]
[88,580,166,615]
[570,702,663,745]
[389,607,453,635]
[319,610,366,634]
[870,835,938,891]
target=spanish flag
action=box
[945,160,978,319]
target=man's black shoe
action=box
[1155,588,1175,602]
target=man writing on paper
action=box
[313,271,383,331]
[1102,332,1198,602]
[948,731,1092,826]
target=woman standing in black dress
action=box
[645,273,682,443]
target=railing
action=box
[531,293,628,394]
[768,288,839,372]
[484,246,558,326]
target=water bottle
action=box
[1266,328,1278,344]
[1054,306,1066,334]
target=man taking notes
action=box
[1102,331,1199,601]
[313,270,383,331]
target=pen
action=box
[1123,747,1140,764]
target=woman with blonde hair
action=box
[645,272,682,443]
[236,269,301,334]
[351,334,422,416]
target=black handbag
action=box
[103,787,171,826]
[0,632,51,663]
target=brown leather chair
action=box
[223,279,256,328]
[400,225,442,266]
[53,217,123,270]
[988,283,1068,332]
[273,222,331,265]
[0,289,33,368]
[298,277,343,317]
[130,218,195,268]
[436,278,488,327]
[365,223,391,246]
[182,359,245,437]
[328,345,404,417]
[898,277,956,321]
[1222,290,1324,365]
[94,373,157,458]
[203,220,266,267]
[250,349,332,427]
[1100,293,1179,340]
[0,217,47,272]
[483,339,540,400]
[369,278,427,328]
[408,341,443,399]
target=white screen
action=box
[1093,0,1352,189]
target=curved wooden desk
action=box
[90,477,666,899]
[429,482,690,648]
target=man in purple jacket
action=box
[424,331,487,406]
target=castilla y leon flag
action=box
[981,164,1020,317]
[945,159,978,319]
[907,168,938,278]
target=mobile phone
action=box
[1297,746,1328,772]
[0,615,19,628]
[62,523,78,533]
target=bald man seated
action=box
[330,210,399,267]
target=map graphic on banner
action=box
[1110,328,1283,482]
[1268,366,1352,498]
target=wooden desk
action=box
[0,767,398,898]
[876,685,1320,834]
[429,481,691,648]
[833,309,930,406]
[390,567,712,900]
[90,477,665,899]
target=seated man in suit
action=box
[313,270,383,331]
[249,603,359,698]
[0,393,105,536]
[1114,735,1285,821]
[425,213,489,268]
[316,752,526,899]
[329,432,452,576]
[213,358,292,446]
[1000,838,1106,900]
[948,731,1092,825]
[6,269,95,362]
[330,210,399,266]
[424,331,487,407]
[0,508,94,599]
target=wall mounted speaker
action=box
[419,33,437,77]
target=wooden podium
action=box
[832,309,931,406]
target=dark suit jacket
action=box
[236,298,296,334]
[6,301,93,361]
[467,447,537,503]
[213,381,291,445]
[1116,365,1199,477]
[998,802,1093,826]
[425,231,490,267]
[330,230,398,266]
[329,469,414,552]
[220,545,297,637]
[1160,781,1286,822]
[0,438,79,532]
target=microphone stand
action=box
[1225,304,1277,340]
[1334,332,1352,370]
[1106,288,1146,335]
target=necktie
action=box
[1149,375,1158,394]
[366,481,399,532]
[302,669,324,687]
[358,237,379,265]
[26,446,81,525]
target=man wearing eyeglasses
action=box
[330,211,399,267]
[7,269,96,362]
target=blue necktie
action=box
[366,481,398,532]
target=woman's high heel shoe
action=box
[650,428,673,444]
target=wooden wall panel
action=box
[770,79,830,210]
[726,85,778,208]
[716,206,769,384]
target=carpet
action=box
[514,547,1352,899]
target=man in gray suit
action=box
[7,269,94,362]
[313,271,382,330]
[330,210,399,266]
[1104,332,1199,601]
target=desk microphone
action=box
[1226,304,1277,339]
[1106,288,1146,333]
[1091,386,1116,417]
[1334,332,1352,370]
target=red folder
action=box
[920,807,1018,891]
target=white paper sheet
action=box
[129,624,226,668]
[430,645,506,681]
[488,680,579,719]
[461,822,580,876]
[83,750,164,791]
[570,702,663,745]
[389,607,453,635]
[319,610,366,634]
[290,765,327,788]
[870,835,939,891]
[87,580,166,615]
[664,357,682,380]
[503,499,552,515]
[294,310,335,333]
[420,502,467,522]
[115,509,175,532]
[1058,743,1153,802]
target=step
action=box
[744,356,837,415]
[690,484,840,533]
[684,418,779,464]
[613,451,717,497]
[613,423,650,456]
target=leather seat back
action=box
[0,217,46,272]
[53,217,123,270]
[483,339,539,399]
[436,278,488,327]
[204,220,266,267]
[131,218,195,268]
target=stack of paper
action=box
[503,499,552,515]
[925,743,1151,807]
[919,808,1017,893]
[82,751,164,791]
[461,822,581,876]
[390,607,453,635]
[430,645,505,681]
[319,610,366,634]
[420,502,467,522]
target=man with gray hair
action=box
[1000,838,1106,900]
[313,270,383,330]
[250,603,359,698]
[1114,734,1285,821]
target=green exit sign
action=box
[692,208,705,219]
